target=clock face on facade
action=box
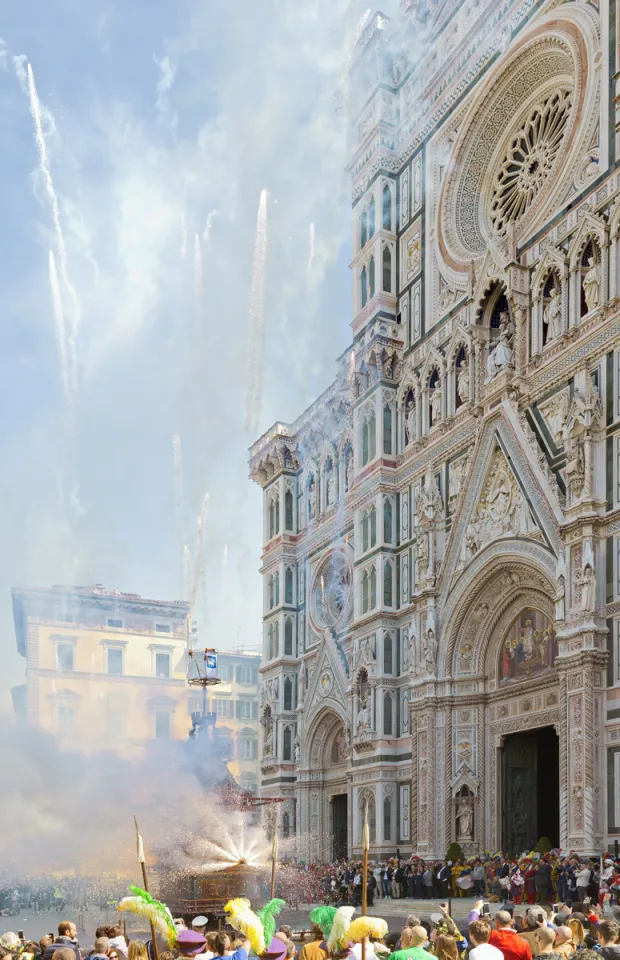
[308,546,353,634]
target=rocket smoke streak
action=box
[172,434,184,589]
[308,222,315,274]
[48,250,70,409]
[245,189,268,434]
[27,62,80,391]
[190,492,210,612]
[194,233,203,314]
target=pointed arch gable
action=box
[302,703,347,768]
[437,410,562,604]
[568,212,608,270]
[397,362,419,407]
[420,346,445,386]
[531,245,569,296]
[472,251,507,308]
[446,324,472,365]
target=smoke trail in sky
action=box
[172,434,184,590]
[184,544,192,597]
[336,9,372,116]
[190,492,210,612]
[194,233,203,317]
[245,189,268,433]
[27,62,80,391]
[181,211,187,259]
[48,250,70,408]
[203,209,219,243]
[308,222,315,274]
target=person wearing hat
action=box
[176,932,210,958]
[192,919,209,937]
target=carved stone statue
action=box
[294,737,300,762]
[457,363,470,402]
[326,473,335,506]
[299,660,307,703]
[486,311,514,380]
[565,432,585,499]
[345,454,353,492]
[456,793,474,840]
[263,715,274,756]
[543,286,562,341]
[406,401,417,445]
[449,456,467,508]
[430,382,442,424]
[418,532,430,578]
[357,694,371,732]
[307,476,316,521]
[555,553,566,621]
[581,563,595,613]
[583,257,601,313]
[423,626,437,673]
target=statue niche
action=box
[499,608,557,684]
[455,784,475,841]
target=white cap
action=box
[192,917,208,928]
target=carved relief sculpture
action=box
[583,257,601,313]
[486,312,514,381]
[543,285,562,341]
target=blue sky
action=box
[0,0,379,703]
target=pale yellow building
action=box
[11,584,191,751]
[190,650,262,793]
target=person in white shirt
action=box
[575,864,591,901]
[468,920,503,960]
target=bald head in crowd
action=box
[495,912,513,929]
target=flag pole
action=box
[361,808,369,960]
[134,817,160,960]
[270,827,278,899]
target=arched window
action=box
[274,495,280,535]
[284,618,293,656]
[362,419,369,466]
[331,732,342,764]
[285,490,293,530]
[269,499,276,539]
[384,498,393,543]
[383,632,393,674]
[362,511,369,552]
[580,239,601,318]
[368,196,376,239]
[369,256,376,299]
[361,266,368,308]
[491,293,510,329]
[382,184,391,231]
[429,368,440,428]
[383,403,392,455]
[273,621,280,658]
[383,796,392,840]
[269,575,275,609]
[325,458,334,506]
[383,692,393,735]
[384,561,393,608]
[283,726,292,761]
[361,209,368,248]
[369,409,377,460]
[370,506,377,547]
[370,565,377,609]
[455,346,468,409]
[382,246,392,292]
[274,572,280,606]
[362,570,369,613]
[285,567,293,604]
[282,811,290,838]
[284,677,293,711]
[267,623,274,659]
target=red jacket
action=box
[489,929,533,960]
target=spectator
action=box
[532,928,563,959]
[469,921,503,960]
[519,909,547,956]
[472,862,487,898]
[565,920,585,950]
[44,924,80,960]
[128,945,149,960]
[91,939,111,960]
[488,910,533,960]
[597,920,620,960]
[434,935,458,960]
[552,928,575,960]
[575,866,591,903]
[298,925,328,960]
[203,934,249,960]
[535,862,552,904]
[388,927,429,960]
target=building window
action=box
[368,196,375,239]
[370,506,377,548]
[369,410,376,459]
[155,623,171,634]
[383,692,393,735]
[284,677,294,711]
[284,618,293,656]
[285,490,294,530]
[382,246,392,292]
[384,797,392,840]
[282,812,290,838]
[285,568,294,604]
[155,652,171,678]
[107,618,123,628]
[383,404,392,455]
[361,209,368,249]
[237,665,254,684]
[384,562,393,608]
[155,710,171,739]
[283,726,293,761]
[384,633,393,674]
[362,511,369,552]
[107,648,123,675]
[240,738,257,759]
[362,570,369,613]
[370,565,377,609]
[236,700,253,720]
[57,643,74,672]
[57,705,74,734]
[361,266,368,308]
[382,184,391,231]
[219,661,234,681]
[384,499,393,543]
[275,572,280,606]
[369,256,376,299]
[215,699,231,718]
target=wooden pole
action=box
[134,817,160,960]
[270,828,278,900]
[361,813,369,960]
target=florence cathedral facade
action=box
[249,0,620,859]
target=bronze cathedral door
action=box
[501,727,559,853]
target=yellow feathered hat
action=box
[346,918,389,943]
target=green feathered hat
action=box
[309,906,337,938]
[257,899,287,946]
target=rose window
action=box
[490,89,572,234]
[309,547,353,632]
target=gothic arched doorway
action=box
[304,708,350,861]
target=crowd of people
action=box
[278,855,620,909]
